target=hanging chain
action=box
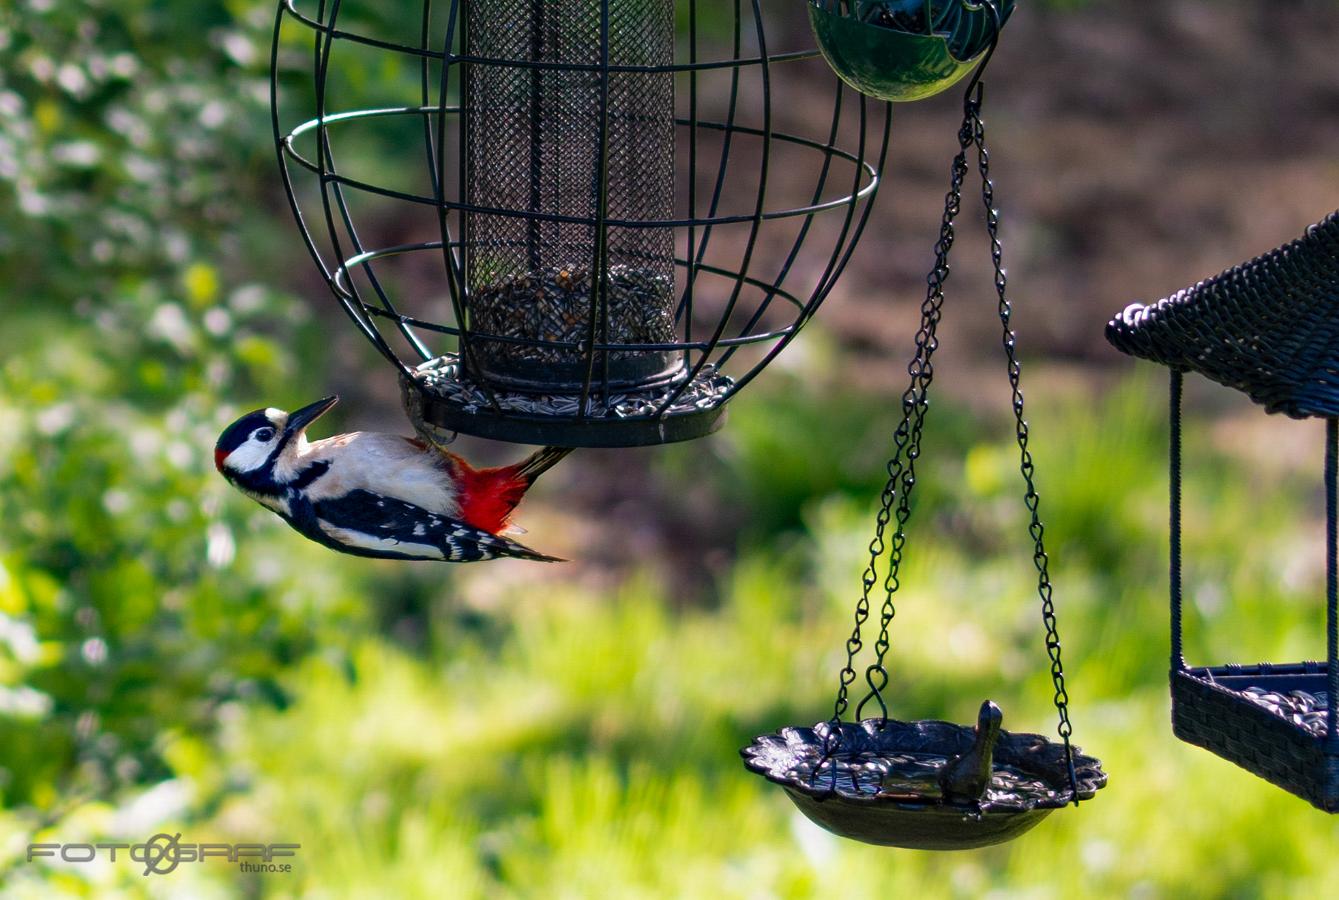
[857,122,978,723]
[965,85,1079,799]
[827,104,974,733]
[818,0,1083,804]
[816,120,970,788]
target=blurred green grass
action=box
[226,375,1338,899]
[6,362,1339,897]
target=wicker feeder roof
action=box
[1105,209,1339,419]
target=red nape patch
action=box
[214,448,228,472]
[454,459,529,535]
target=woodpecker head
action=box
[214,395,338,493]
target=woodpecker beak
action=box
[285,395,338,437]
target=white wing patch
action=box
[317,521,445,560]
[301,433,460,515]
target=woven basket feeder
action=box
[1106,209,1339,813]
[270,0,889,448]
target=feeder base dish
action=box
[742,718,1107,850]
[403,355,730,448]
[781,786,1052,850]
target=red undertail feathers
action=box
[451,446,572,535]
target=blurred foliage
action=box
[0,0,275,299]
[0,0,386,842]
[3,0,1339,897]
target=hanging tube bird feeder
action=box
[1106,209,1339,813]
[743,2,1106,849]
[270,0,890,448]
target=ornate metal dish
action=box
[742,717,1107,850]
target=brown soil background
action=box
[810,0,1339,395]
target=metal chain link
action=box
[822,73,1080,810]
[965,86,1079,799]
[819,0,1080,804]
[816,116,971,788]
[827,121,971,732]
[855,122,977,724]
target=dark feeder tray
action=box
[808,1,1016,103]
[742,704,1107,850]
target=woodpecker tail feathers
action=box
[510,446,573,485]
[497,535,566,563]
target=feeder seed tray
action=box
[742,717,1107,850]
[403,355,733,448]
[1171,663,1339,812]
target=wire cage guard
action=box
[1107,210,1339,813]
[270,0,891,447]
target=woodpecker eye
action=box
[253,427,276,442]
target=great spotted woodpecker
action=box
[214,395,570,563]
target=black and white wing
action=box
[304,490,561,563]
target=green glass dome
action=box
[809,1,1014,102]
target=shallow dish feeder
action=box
[743,712,1107,850]
[1106,209,1339,813]
[270,0,890,447]
[808,0,1016,102]
[743,24,1105,849]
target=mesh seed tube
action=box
[465,0,678,391]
